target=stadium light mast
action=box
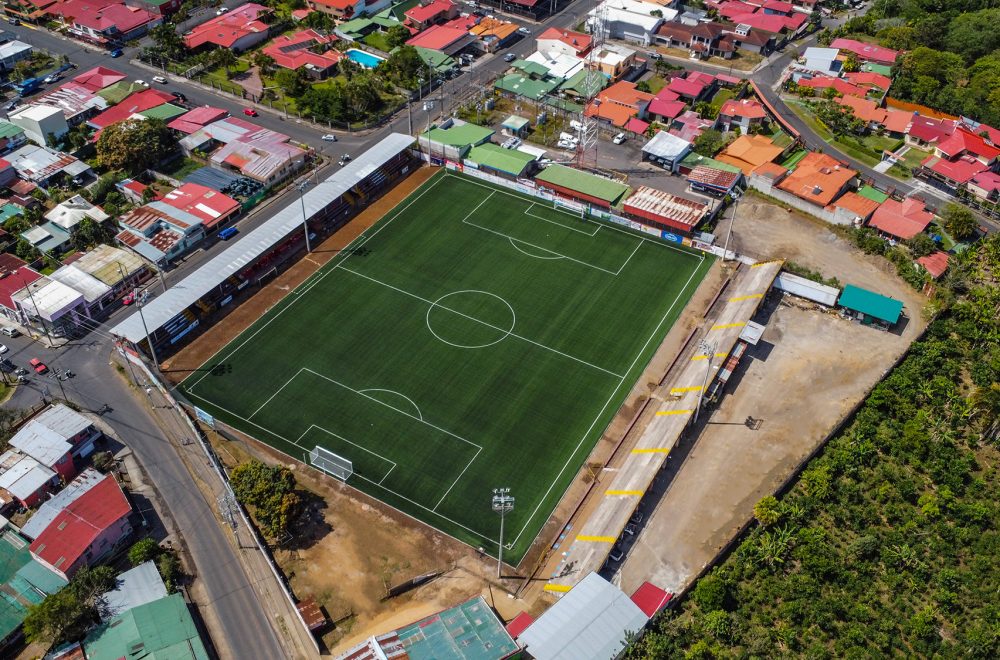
[297,180,312,253]
[492,488,514,579]
[694,338,717,423]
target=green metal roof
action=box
[494,73,560,100]
[680,152,743,173]
[857,184,889,203]
[838,284,903,324]
[0,203,23,222]
[0,530,66,641]
[535,165,631,205]
[396,596,518,660]
[466,143,535,176]
[98,81,146,105]
[139,103,187,120]
[336,17,375,36]
[84,593,209,660]
[0,120,24,139]
[511,59,549,77]
[413,46,455,72]
[422,122,494,148]
[559,69,607,98]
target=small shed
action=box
[838,284,903,327]
[502,115,530,137]
[641,131,692,173]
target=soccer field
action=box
[180,171,712,563]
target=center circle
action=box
[425,290,516,349]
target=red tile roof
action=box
[405,24,469,50]
[89,88,176,128]
[309,0,355,7]
[971,170,1000,193]
[798,75,865,98]
[29,474,130,577]
[71,66,126,92]
[827,191,879,219]
[159,183,239,228]
[167,105,228,134]
[921,154,988,184]
[868,197,934,239]
[647,97,686,120]
[630,582,672,618]
[830,38,898,65]
[625,117,649,133]
[883,110,913,134]
[667,76,707,99]
[777,151,856,206]
[537,27,592,54]
[405,0,453,23]
[0,255,40,311]
[917,251,949,278]
[762,0,793,11]
[936,126,1000,161]
[261,28,340,71]
[844,71,892,91]
[836,94,886,124]
[183,2,271,49]
[59,0,158,34]
[907,116,955,145]
[720,98,767,120]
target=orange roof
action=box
[584,101,637,127]
[754,161,788,179]
[716,134,784,175]
[883,109,913,134]
[537,27,592,54]
[836,95,886,124]
[826,191,879,219]
[777,152,857,207]
[595,80,654,108]
[916,251,949,278]
[470,18,518,40]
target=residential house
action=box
[826,191,879,222]
[968,170,1000,202]
[0,121,27,154]
[183,3,272,52]
[524,50,583,80]
[934,125,1000,168]
[83,593,209,660]
[159,182,240,232]
[261,29,341,79]
[308,0,391,19]
[31,403,103,459]
[20,221,71,253]
[716,133,784,174]
[836,94,887,131]
[100,560,168,621]
[796,75,865,98]
[665,73,713,103]
[54,0,162,45]
[868,196,934,240]
[0,527,67,652]
[209,127,306,187]
[0,158,16,188]
[623,185,708,234]
[919,153,987,191]
[670,110,716,142]
[21,468,105,540]
[829,38,898,66]
[655,21,733,60]
[801,47,841,75]
[469,18,520,54]
[9,421,76,481]
[645,88,685,124]
[916,251,949,279]
[45,195,108,233]
[0,40,32,72]
[844,71,892,94]
[29,473,133,580]
[919,126,1000,191]
[48,244,148,316]
[117,202,205,264]
[10,274,89,337]
[7,144,91,188]
[729,27,776,55]
[166,105,228,135]
[0,254,40,324]
[9,104,69,147]
[775,152,857,207]
[586,43,638,82]
[585,80,653,128]
[717,98,768,132]
[536,27,592,58]
[406,24,476,55]
[30,82,109,128]
[0,450,58,508]
[905,116,956,149]
[641,130,692,172]
[882,110,913,137]
[130,0,182,16]
[71,66,127,93]
[87,88,177,129]
[587,0,673,46]
[403,0,455,29]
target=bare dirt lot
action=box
[618,198,928,595]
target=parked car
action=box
[501,137,522,149]
[216,6,229,14]
[243,108,258,117]
[109,48,123,58]
[152,75,167,84]
[7,17,19,25]
[338,154,352,166]
[517,27,531,35]
[321,134,337,142]
[503,52,517,63]
[134,79,149,87]
[650,51,662,60]
[0,344,7,354]
[608,545,624,562]
[218,226,238,240]
[29,358,47,374]
[1,327,20,337]
[43,74,60,84]
[612,132,626,144]
[623,522,637,536]
[3,100,16,112]
[122,291,136,305]
[630,510,644,525]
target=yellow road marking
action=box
[729,293,763,302]
[632,447,671,454]
[669,386,703,394]
[544,584,573,593]
[691,353,728,361]
[605,489,643,496]
[656,409,693,416]
[751,260,781,268]
[711,322,746,331]
[576,535,617,543]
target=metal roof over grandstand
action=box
[110,133,416,344]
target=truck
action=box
[16,78,41,96]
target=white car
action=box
[43,74,60,84]
[321,134,337,142]
[0,344,7,354]
[517,27,531,35]
[134,79,149,87]
[216,6,229,14]
[152,75,167,84]
[612,132,626,144]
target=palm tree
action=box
[251,52,275,75]
[214,48,238,77]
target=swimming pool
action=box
[345,49,385,68]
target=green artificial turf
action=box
[181,171,712,562]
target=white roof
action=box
[22,226,50,244]
[21,467,104,540]
[10,104,63,122]
[100,560,168,620]
[31,404,93,440]
[589,0,674,30]
[517,143,548,159]
[13,278,84,321]
[804,47,840,61]
[518,573,648,660]
[0,41,31,60]
[591,43,636,67]
[642,130,692,159]
[45,195,109,231]
[110,133,416,343]
[10,421,73,468]
[48,264,111,304]
[526,50,585,80]
[0,450,54,501]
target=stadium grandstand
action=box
[109,133,416,359]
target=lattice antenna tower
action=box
[578,0,609,169]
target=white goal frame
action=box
[309,445,353,481]
[554,197,587,218]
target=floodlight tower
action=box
[695,338,718,422]
[492,488,514,578]
[578,0,609,170]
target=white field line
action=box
[248,368,303,419]
[614,240,644,276]
[524,202,601,236]
[299,423,397,484]
[184,173,449,393]
[337,265,625,380]
[433,445,482,511]
[509,238,564,260]
[184,389,497,544]
[506,258,708,549]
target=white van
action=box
[1,327,20,337]
[569,119,585,132]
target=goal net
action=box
[309,446,353,481]
[554,197,587,218]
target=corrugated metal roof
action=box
[100,560,168,620]
[518,573,648,660]
[838,284,903,324]
[10,421,72,468]
[623,186,707,228]
[21,468,104,540]
[110,133,415,343]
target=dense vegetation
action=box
[822,0,1000,125]
[628,235,1000,657]
[230,460,301,538]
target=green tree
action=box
[128,538,161,566]
[635,80,651,93]
[385,24,411,49]
[302,9,333,31]
[274,68,309,97]
[941,203,978,240]
[213,48,238,76]
[251,51,276,75]
[692,573,728,612]
[230,460,301,537]
[344,74,381,118]
[70,217,113,251]
[907,232,937,258]
[842,52,860,73]
[944,8,1000,64]
[814,99,864,136]
[95,118,175,174]
[24,566,115,646]
[149,22,186,61]
[383,45,424,89]
[11,60,32,82]
[692,129,726,157]
[14,238,40,262]
[753,495,782,527]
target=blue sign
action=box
[660,231,683,244]
[194,406,215,428]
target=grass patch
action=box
[709,88,735,112]
[160,156,205,179]
[361,32,390,52]
[781,148,808,168]
[180,171,711,562]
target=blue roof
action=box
[838,284,903,324]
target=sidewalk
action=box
[137,380,319,659]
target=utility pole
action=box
[722,191,741,263]
[21,276,53,345]
[492,488,514,579]
[297,180,312,253]
[695,339,717,423]
[117,262,158,371]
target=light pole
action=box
[694,339,717,423]
[722,190,742,263]
[21,275,53,345]
[297,180,312,253]
[492,488,514,579]
[117,262,158,372]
